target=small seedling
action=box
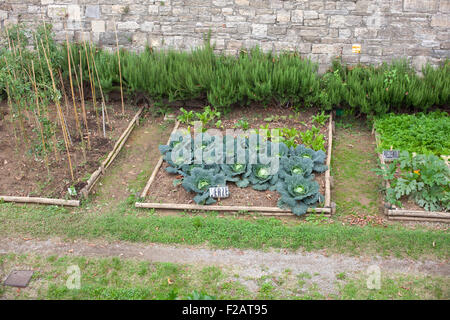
[234,118,249,130]
[312,111,330,126]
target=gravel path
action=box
[1,237,448,295]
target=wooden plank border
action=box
[324,113,333,209]
[80,107,144,198]
[135,202,331,216]
[0,196,79,207]
[373,128,450,223]
[137,114,334,217]
[140,120,181,198]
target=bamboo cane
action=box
[40,38,75,181]
[113,19,125,115]
[89,42,111,136]
[65,34,83,143]
[83,40,100,134]
[78,48,91,150]
[31,61,50,175]
[33,33,60,161]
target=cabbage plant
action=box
[221,163,249,188]
[182,167,226,204]
[279,155,314,179]
[276,175,324,215]
[245,163,278,191]
[290,144,327,173]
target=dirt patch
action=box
[91,114,173,203]
[147,105,329,208]
[148,161,326,207]
[0,101,137,199]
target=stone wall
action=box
[0,0,449,72]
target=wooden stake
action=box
[83,40,100,134]
[89,42,110,137]
[65,34,84,145]
[113,19,125,115]
[40,38,75,181]
[78,48,91,150]
[31,61,50,175]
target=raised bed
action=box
[373,130,450,223]
[0,103,143,207]
[136,107,334,216]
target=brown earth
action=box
[0,101,137,199]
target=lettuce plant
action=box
[276,175,324,215]
[182,167,226,204]
[290,144,328,173]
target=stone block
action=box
[312,44,340,54]
[67,5,81,21]
[47,5,67,19]
[431,15,450,27]
[403,0,439,12]
[277,10,291,23]
[117,21,140,30]
[235,0,249,5]
[291,10,303,24]
[252,24,267,37]
[91,20,105,33]
[304,10,318,20]
[85,5,100,19]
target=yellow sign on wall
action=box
[352,44,361,54]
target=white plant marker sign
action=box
[209,186,230,199]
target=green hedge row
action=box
[65,43,450,116]
[1,24,449,116]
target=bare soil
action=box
[147,105,329,208]
[0,101,137,199]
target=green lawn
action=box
[1,253,447,300]
[0,201,448,260]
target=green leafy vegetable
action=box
[276,175,324,216]
[182,167,226,205]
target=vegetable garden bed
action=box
[373,112,450,223]
[136,106,334,216]
[0,102,141,206]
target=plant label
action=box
[383,150,399,161]
[209,186,230,198]
[352,44,361,54]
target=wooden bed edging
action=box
[135,202,331,216]
[80,107,143,198]
[373,128,449,223]
[324,113,333,209]
[140,120,181,198]
[387,209,450,223]
[0,196,80,207]
[138,113,334,217]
